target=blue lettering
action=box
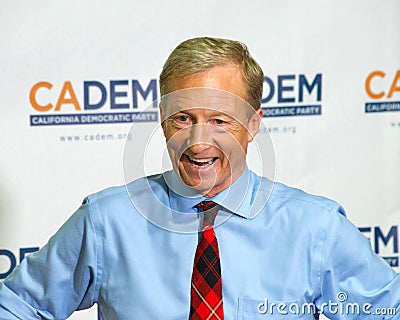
[359,227,371,241]
[262,74,322,105]
[261,76,275,103]
[84,81,107,110]
[375,226,398,254]
[299,74,322,102]
[110,80,129,109]
[0,249,17,279]
[132,79,157,108]
[0,247,40,279]
[277,75,296,103]
[19,247,39,263]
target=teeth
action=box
[189,157,214,163]
[188,156,215,167]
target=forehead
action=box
[170,64,246,96]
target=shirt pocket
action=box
[237,297,317,320]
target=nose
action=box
[188,124,211,153]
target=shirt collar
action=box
[166,167,257,219]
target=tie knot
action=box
[195,201,218,230]
[195,201,217,211]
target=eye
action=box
[172,114,192,126]
[177,115,189,122]
[211,118,226,125]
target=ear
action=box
[247,108,263,142]
[159,103,167,138]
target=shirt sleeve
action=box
[315,205,400,319]
[0,197,102,319]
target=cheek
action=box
[215,136,247,164]
[227,130,249,151]
[163,122,179,141]
[165,127,191,157]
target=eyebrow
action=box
[170,109,235,119]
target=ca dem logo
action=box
[261,73,322,118]
[29,79,159,126]
[365,70,400,114]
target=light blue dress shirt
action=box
[0,168,399,319]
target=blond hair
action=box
[159,37,264,110]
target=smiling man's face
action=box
[161,64,263,198]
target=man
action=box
[0,37,399,319]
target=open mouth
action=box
[186,155,218,168]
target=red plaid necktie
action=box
[190,201,224,320]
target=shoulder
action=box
[255,181,350,244]
[271,181,344,213]
[86,174,166,202]
[83,173,168,215]
[253,177,347,224]
[247,170,344,216]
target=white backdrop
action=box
[1,1,399,319]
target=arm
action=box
[0,198,101,319]
[316,207,400,319]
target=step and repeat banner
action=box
[1,0,399,319]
